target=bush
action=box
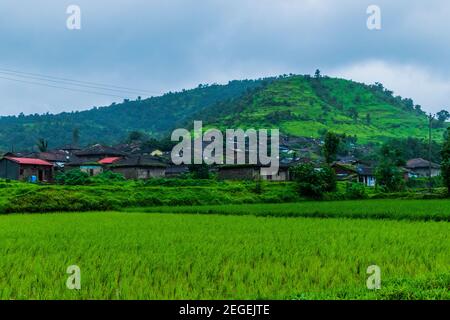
[90,171,125,183]
[406,176,443,189]
[290,163,337,199]
[345,182,367,199]
[375,162,405,192]
[56,170,90,185]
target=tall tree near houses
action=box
[72,128,80,148]
[441,128,450,196]
[323,131,340,164]
[36,138,48,152]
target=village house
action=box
[331,162,377,187]
[74,144,126,162]
[98,157,123,166]
[406,158,441,178]
[109,155,167,179]
[65,160,104,176]
[218,164,291,181]
[0,156,53,182]
[331,162,358,181]
[165,165,190,178]
[357,166,376,187]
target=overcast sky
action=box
[0,0,449,115]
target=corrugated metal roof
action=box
[4,157,53,166]
[98,157,122,164]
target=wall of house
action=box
[261,169,290,181]
[0,159,19,180]
[79,166,103,176]
[411,168,441,178]
[18,165,53,182]
[358,175,376,187]
[111,167,166,180]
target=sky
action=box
[0,0,449,115]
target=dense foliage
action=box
[0,79,265,151]
[441,128,450,195]
[290,163,337,198]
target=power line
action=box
[0,75,127,99]
[0,67,161,96]
[0,70,148,96]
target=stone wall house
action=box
[406,158,441,178]
[218,164,290,181]
[65,161,104,176]
[110,155,167,179]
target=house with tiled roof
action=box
[109,155,167,179]
[0,156,53,182]
[406,158,441,178]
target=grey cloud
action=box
[0,0,449,115]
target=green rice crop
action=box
[0,212,448,300]
[134,199,450,221]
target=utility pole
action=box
[428,113,434,193]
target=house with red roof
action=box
[0,157,54,182]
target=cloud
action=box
[0,0,449,115]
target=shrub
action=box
[290,163,337,199]
[375,162,405,192]
[90,171,125,183]
[56,170,90,185]
[345,182,367,199]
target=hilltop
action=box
[0,74,447,151]
[192,75,447,144]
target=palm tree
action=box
[36,138,49,152]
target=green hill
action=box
[0,74,447,151]
[193,75,447,144]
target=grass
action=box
[129,199,450,222]
[0,211,448,300]
[0,180,301,214]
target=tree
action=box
[375,162,405,192]
[441,128,450,195]
[366,113,372,125]
[323,131,340,164]
[314,69,321,79]
[347,107,359,122]
[290,163,336,198]
[36,138,48,152]
[127,131,146,143]
[375,142,405,192]
[436,109,450,123]
[189,163,210,179]
[72,128,80,147]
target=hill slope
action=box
[0,79,265,151]
[0,75,447,151]
[193,75,447,144]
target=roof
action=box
[331,162,358,173]
[406,158,440,169]
[75,144,126,157]
[111,155,167,168]
[27,151,71,163]
[65,160,103,167]
[357,166,375,176]
[98,157,122,164]
[58,144,81,151]
[4,157,53,166]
